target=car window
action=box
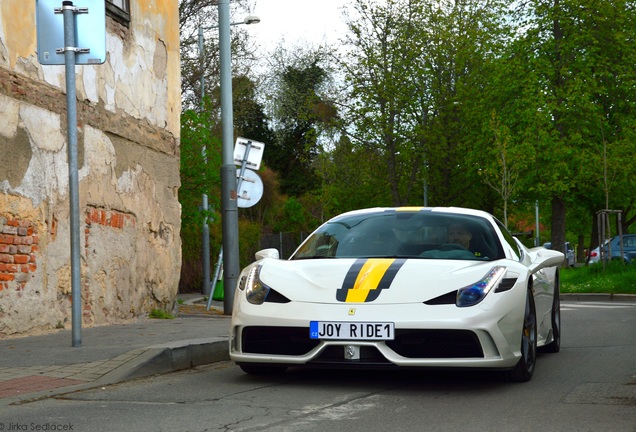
[291,211,505,261]
[495,219,521,261]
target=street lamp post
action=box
[198,14,260,104]
[217,2,261,312]
[423,159,428,207]
[197,14,259,297]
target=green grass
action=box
[561,261,636,295]
[149,309,175,319]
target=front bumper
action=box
[230,294,526,370]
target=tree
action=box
[178,0,273,289]
[315,135,393,218]
[340,0,511,208]
[178,105,222,266]
[510,0,636,254]
[339,0,422,206]
[179,0,258,109]
[418,0,512,210]
[480,111,534,228]
[262,45,340,196]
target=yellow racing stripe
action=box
[395,207,424,211]
[345,259,395,302]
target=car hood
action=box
[258,257,520,304]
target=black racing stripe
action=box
[377,258,406,289]
[336,258,367,302]
[366,259,406,302]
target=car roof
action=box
[332,207,495,220]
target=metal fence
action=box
[260,232,308,259]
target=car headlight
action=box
[456,266,506,307]
[238,265,271,305]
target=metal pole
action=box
[62,1,82,347]
[280,232,283,259]
[201,194,211,295]
[423,180,428,207]
[600,212,606,270]
[535,201,540,247]
[218,0,239,314]
[205,248,223,310]
[618,211,625,265]
[198,28,211,296]
[204,138,251,311]
[198,25,205,103]
[236,142,252,200]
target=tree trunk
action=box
[551,195,567,266]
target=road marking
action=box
[561,302,636,311]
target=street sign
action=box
[36,0,106,65]
[233,137,265,170]
[237,169,263,208]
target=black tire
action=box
[541,276,561,353]
[238,363,287,375]
[506,290,537,382]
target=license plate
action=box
[309,321,395,340]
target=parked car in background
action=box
[544,241,575,267]
[588,235,636,264]
[587,242,606,264]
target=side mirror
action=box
[255,248,280,261]
[529,248,565,274]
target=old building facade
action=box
[0,1,181,336]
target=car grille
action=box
[241,326,483,359]
[386,330,483,358]
[242,326,319,355]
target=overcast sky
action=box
[246,0,350,52]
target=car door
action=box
[623,235,636,262]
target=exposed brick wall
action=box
[0,217,38,292]
[84,207,136,249]
[85,207,136,229]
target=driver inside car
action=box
[447,223,472,249]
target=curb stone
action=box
[0,338,229,406]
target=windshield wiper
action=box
[292,255,336,260]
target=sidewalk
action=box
[0,294,230,406]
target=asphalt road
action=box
[1,300,634,432]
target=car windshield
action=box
[291,210,504,261]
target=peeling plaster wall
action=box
[0,1,181,336]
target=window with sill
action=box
[106,0,130,26]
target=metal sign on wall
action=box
[36,0,106,65]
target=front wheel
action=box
[506,290,537,382]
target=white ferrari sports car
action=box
[230,207,564,381]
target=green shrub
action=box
[149,309,175,319]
